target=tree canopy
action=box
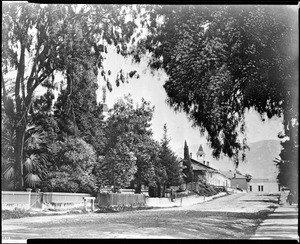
[101,95,155,191]
[1,3,140,189]
[183,140,194,183]
[100,96,183,194]
[159,124,182,186]
[134,5,298,166]
[45,137,98,193]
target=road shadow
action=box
[262,194,280,197]
[254,236,298,239]
[242,199,279,204]
[176,210,274,220]
[256,229,298,233]
[261,223,298,227]
[267,214,298,219]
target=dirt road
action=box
[2,192,279,240]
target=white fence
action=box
[2,191,31,210]
[2,190,228,211]
[2,191,92,210]
[145,192,227,208]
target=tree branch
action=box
[1,72,8,104]
[15,44,26,112]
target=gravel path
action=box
[2,192,279,240]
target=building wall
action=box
[190,159,230,188]
[206,172,231,187]
[231,178,248,190]
[248,181,280,193]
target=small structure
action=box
[196,144,205,162]
[248,179,280,193]
[220,170,249,191]
[83,196,96,212]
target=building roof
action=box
[179,157,215,171]
[191,158,215,171]
[220,171,247,179]
[196,144,205,157]
[250,178,278,183]
[179,157,230,179]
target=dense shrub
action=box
[187,181,226,197]
[43,137,98,194]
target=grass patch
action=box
[3,205,155,220]
[2,208,32,220]
[95,205,155,213]
[2,208,87,220]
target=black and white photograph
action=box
[1,2,298,241]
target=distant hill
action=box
[174,139,282,180]
[238,140,281,180]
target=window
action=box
[258,185,264,192]
[249,185,252,191]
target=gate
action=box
[30,193,43,209]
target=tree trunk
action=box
[157,183,161,198]
[15,124,26,190]
[162,184,166,197]
[149,186,157,197]
[135,183,142,194]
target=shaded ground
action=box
[2,192,279,240]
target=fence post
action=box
[26,188,32,209]
[83,198,87,211]
[91,198,95,212]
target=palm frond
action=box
[2,123,50,189]
[25,173,41,187]
[8,179,18,190]
[2,156,14,167]
[3,164,15,180]
[24,155,36,172]
[25,133,43,150]
[1,132,16,155]
[23,153,49,180]
[25,125,43,133]
[24,127,47,150]
[38,153,49,165]
[2,133,16,145]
